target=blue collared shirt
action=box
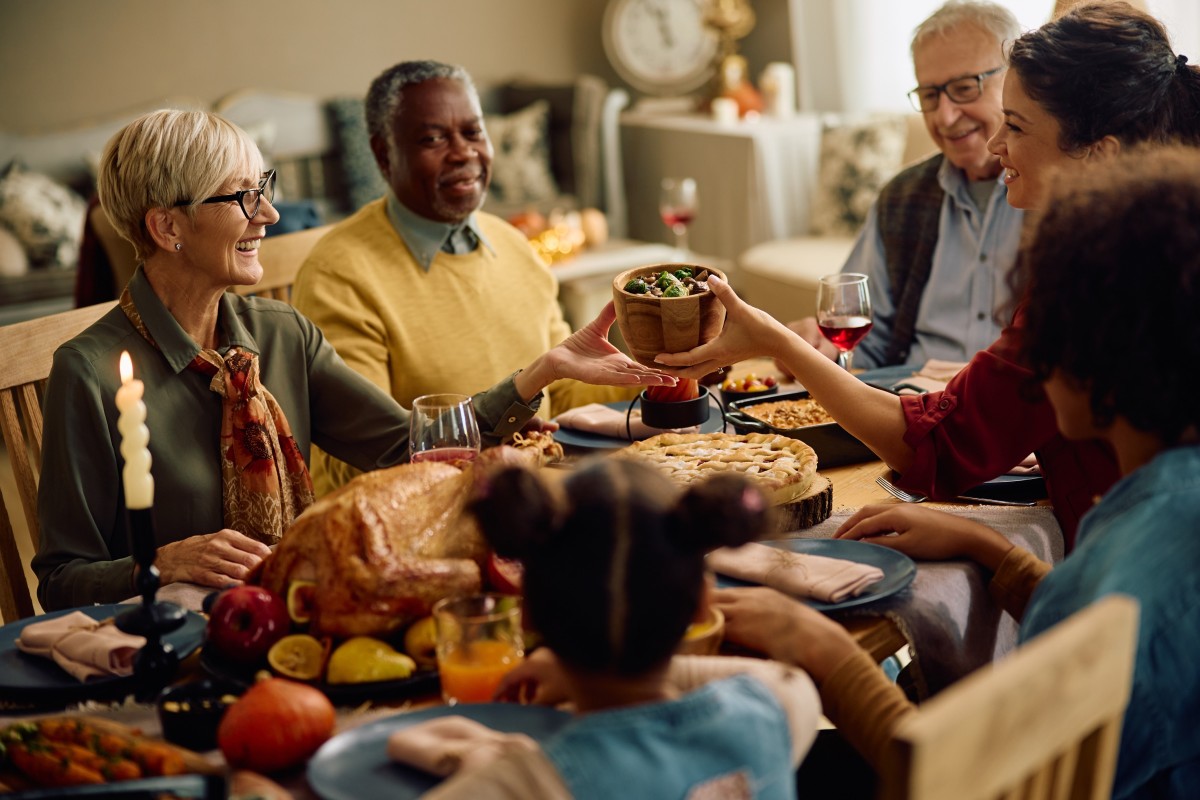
[843,160,1025,369]
[385,192,495,271]
[1022,445,1200,799]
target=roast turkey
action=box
[257,461,489,638]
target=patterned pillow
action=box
[326,97,388,213]
[0,162,88,269]
[809,115,908,237]
[485,100,559,206]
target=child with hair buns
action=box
[423,458,821,800]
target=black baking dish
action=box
[726,390,878,468]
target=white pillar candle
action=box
[760,62,796,118]
[711,97,739,125]
[116,351,154,510]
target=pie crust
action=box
[616,432,818,505]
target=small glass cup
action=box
[409,393,481,466]
[433,594,525,705]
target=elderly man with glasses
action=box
[786,0,1025,370]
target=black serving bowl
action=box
[157,679,241,752]
[726,390,877,468]
[639,385,713,429]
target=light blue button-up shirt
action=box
[385,191,495,272]
[1022,444,1200,798]
[843,160,1025,369]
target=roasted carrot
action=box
[101,757,143,781]
[7,742,106,787]
[128,740,186,776]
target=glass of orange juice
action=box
[433,594,524,705]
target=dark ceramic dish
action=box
[638,386,714,429]
[726,389,876,468]
[157,679,241,751]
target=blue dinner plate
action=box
[552,399,726,451]
[714,539,916,612]
[308,703,572,800]
[0,604,206,706]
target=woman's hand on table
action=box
[514,302,676,402]
[154,529,272,587]
[654,276,796,379]
[835,505,1014,572]
[494,647,571,706]
[713,586,860,684]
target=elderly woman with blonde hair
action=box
[33,109,670,611]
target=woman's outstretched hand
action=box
[835,504,1014,571]
[532,301,676,390]
[653,276,792,379]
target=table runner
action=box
[785,505,1064,697]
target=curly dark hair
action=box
[1014,146,1200,443]
[1008,2,1200,151]
[471,459,770,677]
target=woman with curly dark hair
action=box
[660,1,1200,549]
[720,147,1200,800]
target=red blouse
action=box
[895,309,1119,550]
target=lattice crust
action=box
[616,432,818,505]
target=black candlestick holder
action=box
[623,386,728,440]
[116,507,186,703]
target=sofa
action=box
[0,76,634,324]
[737,113,938,323]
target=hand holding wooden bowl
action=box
[612,264,727,367]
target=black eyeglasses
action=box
[176,169,276,220]
[907,67,1004,113]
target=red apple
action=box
[206,586,290,666]
[486,552,524,594]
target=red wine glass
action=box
[409,393,481,467]
[659,177,698,253]
[816,273,873,371]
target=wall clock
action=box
[602,0,720,96]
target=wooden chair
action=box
[234,224,332,304]
[0,302,116,620]
[880,595,1139,800]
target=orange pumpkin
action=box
[217,675,335,773]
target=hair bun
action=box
[670,474,771,552]
[469,466,561,558]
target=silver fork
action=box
[876,476,1036,507]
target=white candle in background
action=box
[116,351,154,510]
[760,63,796,118]
[711,97,739,125]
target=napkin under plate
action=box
[16,610,146,681]
[708,542,884,603]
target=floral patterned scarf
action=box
[120,289,314,544]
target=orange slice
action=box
[267,634,327,681]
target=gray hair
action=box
[365,60,478,143]
[912,0,1022,56]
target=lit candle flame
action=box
[119,351,132,384]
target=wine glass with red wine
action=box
[816,273,873,371]
[409,393,481,467]
[660,177,698,253]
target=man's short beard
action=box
[432,187,488,223]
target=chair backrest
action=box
[234,224,333,304]
[0,302,116,620]
[880,595,1139,800]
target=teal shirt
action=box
[33,267,538,610]
[1021,445,1200,799]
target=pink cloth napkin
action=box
[708,542,884,603]
[554,403,698,440]
[386,716,538,777]
[16,611,146,681]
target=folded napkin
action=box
[386,716,538,777]
[708,542,884,603]
[16,611,146,682]
[554,403,698,440]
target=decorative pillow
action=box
[0,162,88,269]
[809,115,908,237]
[486,100,559,206]
[0,224,29,277]
[326,97,388,213]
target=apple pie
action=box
[616,432,818,504]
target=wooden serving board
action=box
[0,714,221,793]
[770,472,832,534]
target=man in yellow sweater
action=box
[293,60,630,494]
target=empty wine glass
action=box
[816,273,873,371]
[409,393,481,466]
[659,177,698,253]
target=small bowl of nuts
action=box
[157,679,241,752]
[613,264,727,367]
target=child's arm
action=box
[667,655,821,766]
